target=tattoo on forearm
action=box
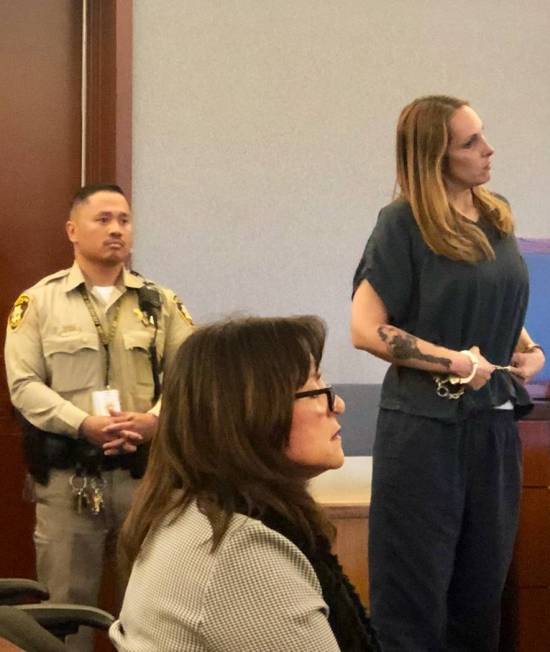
[377,326,452,369]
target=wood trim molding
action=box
[85,0,132,199]
[322,502,370,519]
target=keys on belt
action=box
[69,472,106,516]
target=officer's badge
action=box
[173,295,194,326]
[8,294,31,330]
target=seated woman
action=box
[109,315,377,651]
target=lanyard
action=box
[79,286,122,387]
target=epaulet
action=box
[33,268,71,289]
[130,269,157,286]
[129,269,163,294]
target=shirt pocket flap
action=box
[43,332,99,356]
[122,330,152,352]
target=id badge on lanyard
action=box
[91,388,121,416]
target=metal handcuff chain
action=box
[434,376,465,400]
[433,350,479,400]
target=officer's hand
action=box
[102,411,158,439]
[102,430,143,455]
[101,411,158,456]
[79,415,120,447]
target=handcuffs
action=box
[434,350,479,400]
[434,349,518,399]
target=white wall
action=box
[133,0,550,384]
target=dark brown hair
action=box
[119,315,334,567]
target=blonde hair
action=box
[395,95,513,262]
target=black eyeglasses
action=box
[294,386,336,412]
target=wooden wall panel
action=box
[324,503,370,607]
[0,2,132,628]
[510,489,550,587]
[0,0,82,579]
[86,0,133,197]
[501,415,550,651]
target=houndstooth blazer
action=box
[110,500,341,651]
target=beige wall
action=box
[133,1,550,384]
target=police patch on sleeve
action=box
[173,295,194,326]
[8,294,31,330]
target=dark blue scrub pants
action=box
[369,409,521,652]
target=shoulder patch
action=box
[173,295,194,326]
[8,294,31,330]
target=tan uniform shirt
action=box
[4,263,193,437]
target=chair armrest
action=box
[0,606,65,652]
[15,604,114,639]
[0,580,49,605]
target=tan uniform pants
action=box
[33,468,140,652]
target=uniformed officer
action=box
[4,183,193,652]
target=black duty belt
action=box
[19,417,148,485]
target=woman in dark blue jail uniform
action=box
[351,95,545,651]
